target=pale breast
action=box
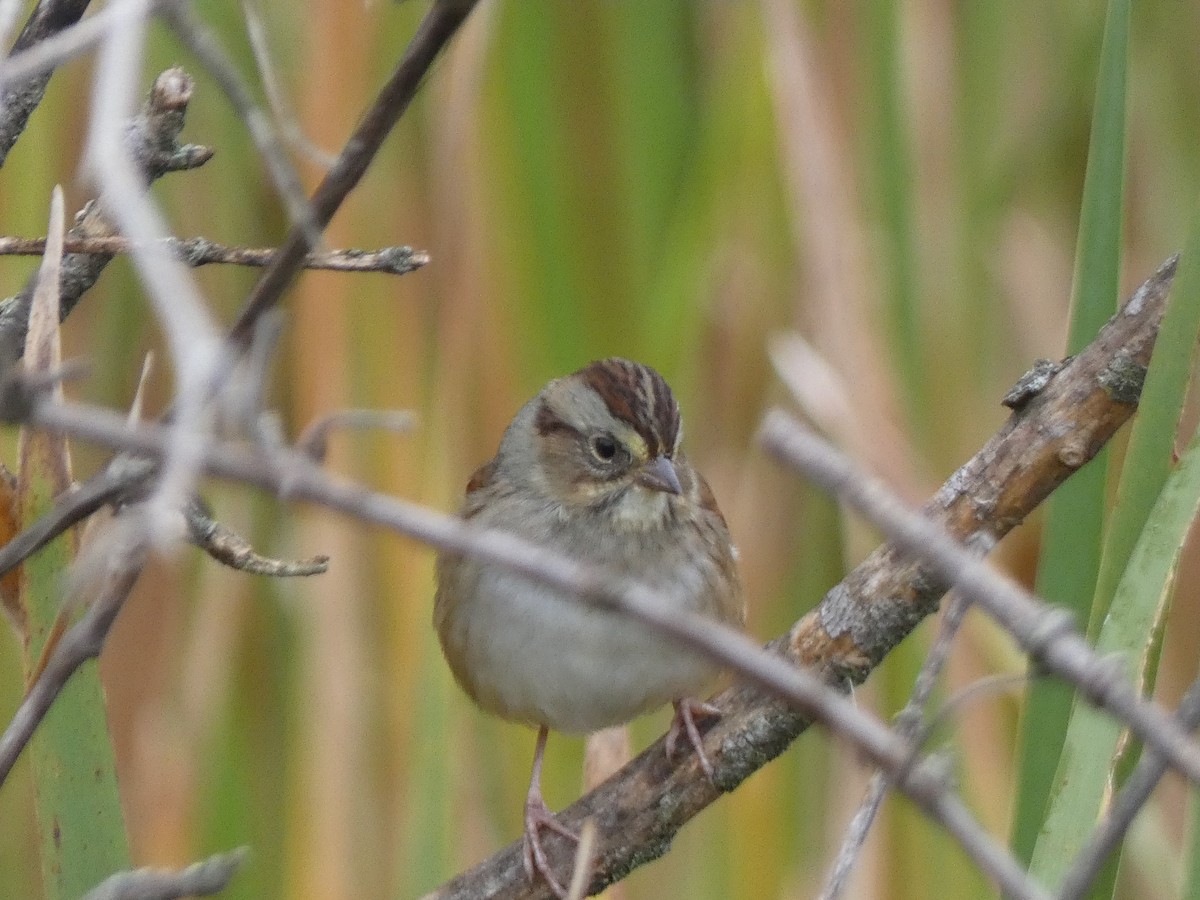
[434,496,739,733]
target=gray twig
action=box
[82,847,248,900]
[183,495,328,577]
[0,67,213,371]
[0,0,92,165]
[759,411,1200,787]
[297,408,417,463]
[820,595,972,900]
[0,234,429,274]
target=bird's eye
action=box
[589,434,619,463]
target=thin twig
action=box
[228,0,481,346]
[183,495,328,577]
[240,0,336,169]
[0,67,213,370]
[161,0,320,246]
[297,408,417,463]
[82,846,248,900]
[820,595,972,900]
[759,411,1200,786]
[0,234,430,274]
[0,0,92,165]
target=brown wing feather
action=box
[460,458,500,520]
[692,470,745,628]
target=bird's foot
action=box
[522,792,579,898]
[666,697,722,783]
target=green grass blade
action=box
[18,189,129,899]
[864,0,924,436]
[1186,787,1200,900]
[1010,0,1130,865]
[1029,194,1200,888]
[1096,205,1200,898]
[1029,394,1200,888]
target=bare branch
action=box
[0,234,429,274]
[82,847,248,900]
[820,595,972,900]
[183,495,328,577]
[0,66,213,371]
[0,0,92,165]
[227,0,481,347]
[297,408,417,463]
[759,411,1200,784]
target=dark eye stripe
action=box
[534,400,581,439]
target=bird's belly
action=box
[440,571,717,734]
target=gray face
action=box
[530,359,685,517]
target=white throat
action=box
[610,487,672,531]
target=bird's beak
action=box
[638,455,682,495]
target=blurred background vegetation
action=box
[1,1,1199,898]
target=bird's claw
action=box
[522,794,579,898]
[666,697,722,783]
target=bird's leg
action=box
[666,697,722,782]
[522,725,579,898]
